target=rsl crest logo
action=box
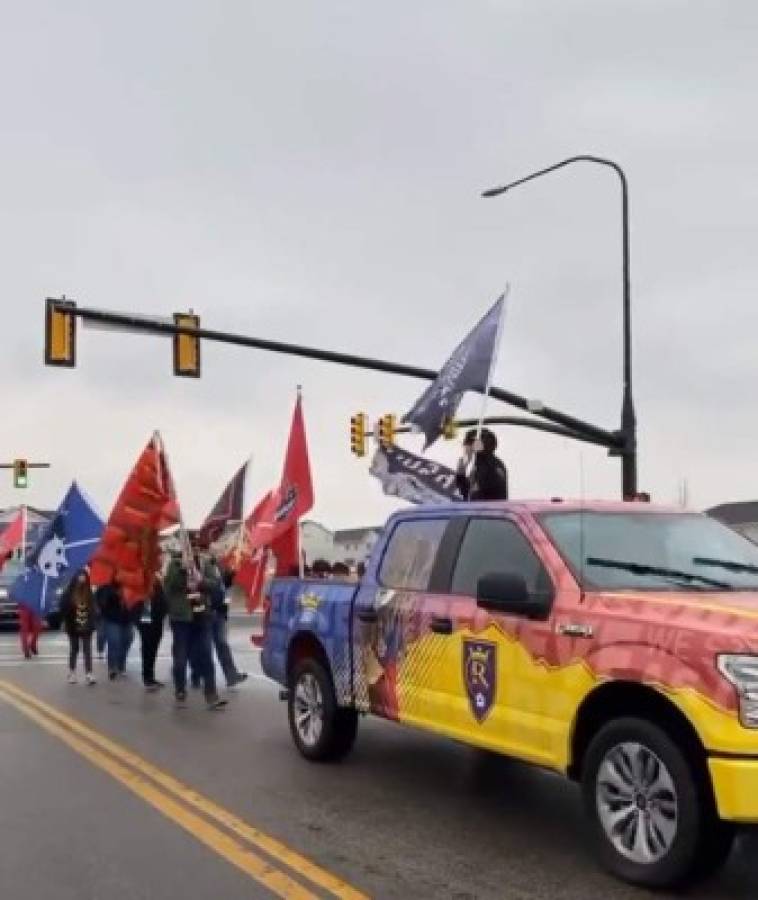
[463,639,497,723]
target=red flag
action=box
[90,433,180,605]
[196,461,248,549]
[277,394,314,527]
[0,509,25,570]
[237,395,314,610]
[237,551,268,613]
[245,395,314,554]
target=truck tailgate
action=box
[261,578,359,701]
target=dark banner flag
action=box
[196,460,249,548]
[370,445,460,505]
[402,293,506,449]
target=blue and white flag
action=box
[370,445,460,505]
[402,292,507,449]
[11,482,104,616]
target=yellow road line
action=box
[0,679,368,900]
[0,683,316,900]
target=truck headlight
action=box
[0,588,7,600]
[718,654,758,728]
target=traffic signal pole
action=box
[48,301,625,461]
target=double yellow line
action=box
[0,680,367,900]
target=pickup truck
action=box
[261,500,758,889]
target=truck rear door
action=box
[352,513,462,724]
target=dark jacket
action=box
[163,557,209,622]
[60,581,97,635]
[95,582,131,625]
[164,557,191,622]
[201,560,227,617]
[456,452,509,502]
[131,581,168,629]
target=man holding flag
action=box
[455,427,509,501]
[403,291,508,441]
[402,289,509,501]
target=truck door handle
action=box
[430,616,453,635]
[357,608,378,624]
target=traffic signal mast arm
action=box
[358,414,609,447]
[47,300,624,453]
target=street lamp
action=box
[482,155,637,499]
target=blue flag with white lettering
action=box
[402,293,507,449]
[11,482,104,616]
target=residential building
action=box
[300,521,382,568]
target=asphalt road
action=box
[1,620,757,899]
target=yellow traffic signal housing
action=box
[442,417,458,440]
[173,312,201,378]
[378,414,397,447]
[13,459,28,489]
[44,298,77,367]
[350,413,367,457]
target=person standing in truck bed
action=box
[455,428,509,501]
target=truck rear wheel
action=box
[582,717,733,888]
[288,658,358,762]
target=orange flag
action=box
[90,432,180,605]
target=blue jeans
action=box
[171,617,216,698]
[210,612,241,686]
[104,621,133,674]
[96,616,107,656]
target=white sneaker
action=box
[86,674,96,686]
[67,672,77,684]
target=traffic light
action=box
[350,413,367,457]
[13,459,28,489]
[173,312,201,378]
[44,298,77,367]
[442,417,458,440]
[378,414,397,447]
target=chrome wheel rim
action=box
[294,672,324,747]
[596,741,678,864]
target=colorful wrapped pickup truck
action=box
[261,500,758,888]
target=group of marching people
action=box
[51,547,247,710]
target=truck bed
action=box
[260,577,359,705]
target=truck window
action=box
[379,519,448,591]
[451,517,550,597]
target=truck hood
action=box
[592,589,758,631]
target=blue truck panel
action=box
[260,577,358,706]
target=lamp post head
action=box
[481,186,508,198]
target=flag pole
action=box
[296,385,305,579]
[20,504,27,562]
[155,430,197,583]
[472,284,510,453]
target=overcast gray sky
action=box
[2,0,757,528]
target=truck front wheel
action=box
[582,717,734,888]
[288,658,358,762]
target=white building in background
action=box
[300,521,335,565]
[333,527,382,568]
[300,520,382,568]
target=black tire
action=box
[581,717,731,889]
[287,658,358,762]
[691,818,736,883]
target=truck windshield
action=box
[539,511,758,592]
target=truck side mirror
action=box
[476,572,547,619]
